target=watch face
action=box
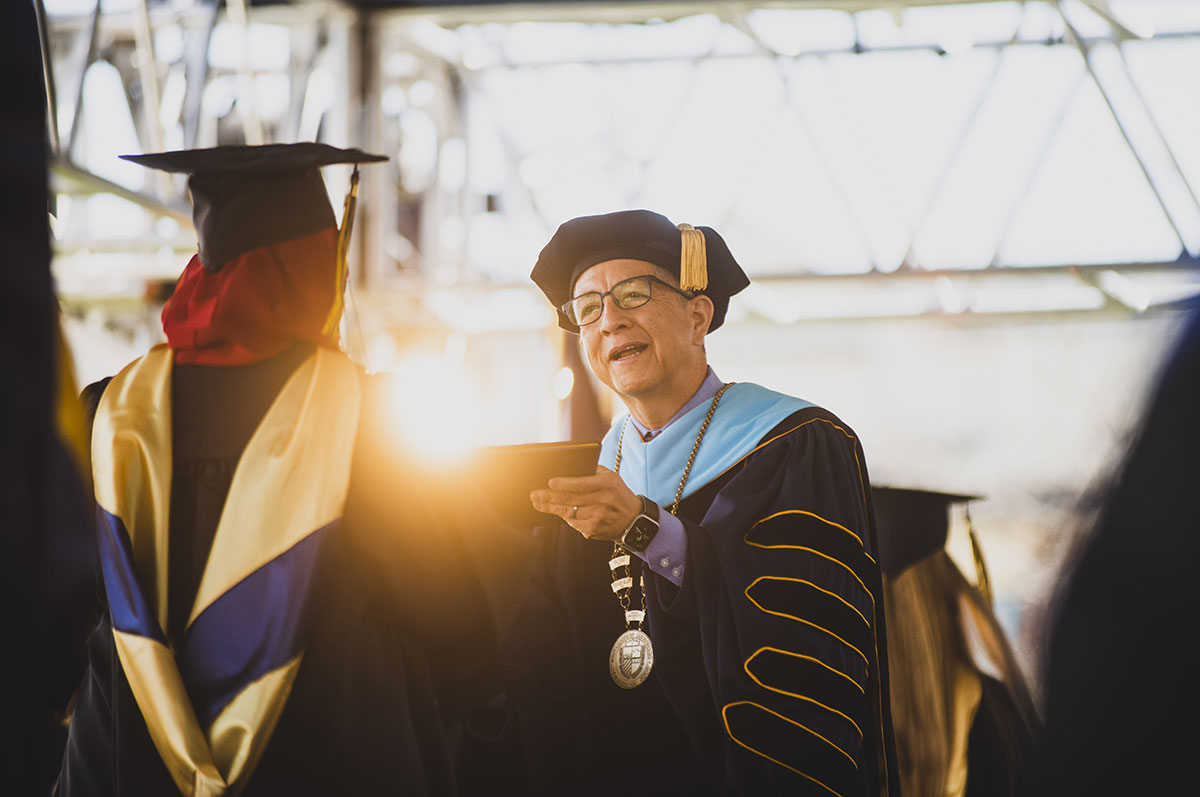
[624,515,658,552]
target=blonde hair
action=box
[884,552,1036,797]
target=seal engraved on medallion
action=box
[609,629,654,689]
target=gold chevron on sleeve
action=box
[743,577,869,665]
[743,649,864,739]
[748,575,870,628]
[747,645,865,695]
[747,508,876,569]
[722,700,851,797]
[744,541,875,609]
[752,509,866,549]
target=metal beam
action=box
[226,0,265,145]
[988,69,1089,267]
[418,28,1200,69]
[748,257,1200,283]
[898,44,1007,269]
[1079,0,1148,42]
[34,0,61,155]
[1054,0,1193,254]
[629,18,730,206]
[384,0,1049,27]
[64,0,104,160]
[729,11,880,268]
[50,157,193,226]
[182,0,219,150]
[131,0,164,154]
[1111,46,1200,219]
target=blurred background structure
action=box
[36,0,1200,679]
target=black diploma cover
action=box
[472,441,601,527]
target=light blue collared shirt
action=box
[624,367,723,586]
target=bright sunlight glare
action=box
[382,354,481,464]
[552,366,575,400]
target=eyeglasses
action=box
[562,275,695,327]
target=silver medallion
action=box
[609,628,654,689]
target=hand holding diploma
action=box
[530,465,642,541]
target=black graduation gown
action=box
[57,344,530,795]
[963,674,1036,797]
[1033,302,1200,796]
[461,406,899,797]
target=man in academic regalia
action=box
[56,143,529,796]
[458,210,899,796]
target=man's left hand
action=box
[530,466,641,541]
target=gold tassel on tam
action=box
[677,223,708,292]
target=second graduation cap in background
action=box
[872,486,992,601]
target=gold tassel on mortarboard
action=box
[965,505,994,607]
[677,223,708,292]
[323,166,361,340]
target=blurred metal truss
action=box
[37,0,1200,323]
[37,0,364,271]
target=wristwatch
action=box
[620,495,660,552]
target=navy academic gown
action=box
[57,344,530,795]
[460,399,900,797]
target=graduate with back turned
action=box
[873,487,1037,797]
[56,143,529,796]
[460,210,899,796]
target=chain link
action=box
[615,382,733,515]
[609,382,733,630]
[614,547,632,612]
[609,548,650,630]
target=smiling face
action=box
[574,258,714,426]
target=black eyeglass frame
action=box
[562,274,696,327]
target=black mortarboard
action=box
[122,143,387,273]
[530,209,751,333]
[871,486,981,577]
